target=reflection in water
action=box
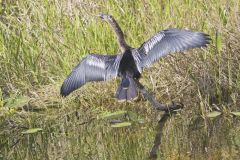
[149,112,172,159]
[149,114,240,160]
[188,116,240,159]
[0,111,240,159]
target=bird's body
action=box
[60,14,210,101]
[116,49,141,101]
[119,49,140,79]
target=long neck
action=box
[108,18,130,52]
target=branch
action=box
[134,80,184,111]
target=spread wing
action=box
[133,28,210,70]
[61,54,122,96]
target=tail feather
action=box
[116,86,127,101]
[116,77,138,101]
[127,78,137,99]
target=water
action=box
[0,109,240,160]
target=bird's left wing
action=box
[61,54,122,96]
[132,28,210,71]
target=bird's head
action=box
[98,13,114,22]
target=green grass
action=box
[1,0,240,111]
[0,0,240,159]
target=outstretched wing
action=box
[133,28,210,70]
[61,54,122,96]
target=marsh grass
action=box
[0,0,240,159]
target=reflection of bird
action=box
[61,13,210,101]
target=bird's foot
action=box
[155,101,184,113]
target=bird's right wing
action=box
[61,54,122,96]
[132,28,210,70]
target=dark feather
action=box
[133,28,211,70]
[61,54,122,96]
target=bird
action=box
[60,13,210,102]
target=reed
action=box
[0,0,239,117]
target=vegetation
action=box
[0,0,240,159]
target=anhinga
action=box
[61,14,210,103]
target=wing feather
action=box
[61,54,122,96]
[133,28,210,70]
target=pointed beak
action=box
[97,14,104,20]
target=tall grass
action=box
[0,0,240,113]
[1,1,240,159]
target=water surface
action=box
[0,109,240,160]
